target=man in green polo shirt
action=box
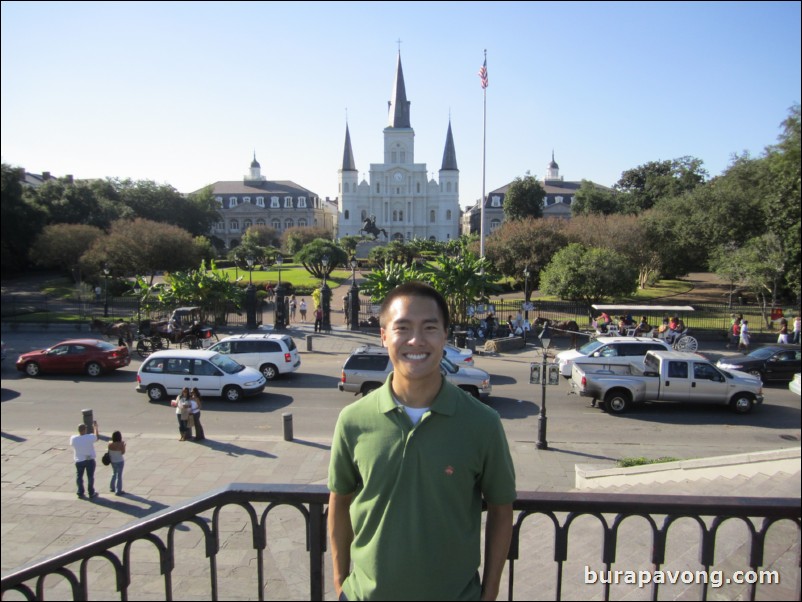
[328,282,516,601]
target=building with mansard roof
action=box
[462,153,611,236]
[337,52,460,242]
[202,155,337,249]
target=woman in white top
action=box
[175,387,191,441]
[108,431,126,495]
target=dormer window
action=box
[243,196,251,204]
[229,197,238,208]
[298,197,307,208]
[491,196,501,207]
[215,196,223,207]
[284,196,293,208]
[271,197,280,208]
[555,196,563,204]
[256,196,265,207]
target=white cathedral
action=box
[337,52,461,242]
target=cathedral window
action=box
[391,151,397,163]
[271,197,280,208]
[400,151,406,163]
[393,210,398,221]
[361,210,367,220]
[446,182,451,192]
[446,210,452,220]
[343,182,349,193]
[344,210,350,220]
[376,183,381,194]
[429,210,436,223]
[399,210,403,221]
[416,182,421,194]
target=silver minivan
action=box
[136,350,266,402]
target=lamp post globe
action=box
[103,265,111,317]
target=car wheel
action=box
[24,362,41,377]
[260,363,279,380]
[361,383,380,396]
[604,390,631,415]
[730,393,755,414]
[223,385,243,402]
[748,369,762,379]
[459,385,482,400]
[147,384,167,402]
[86,362,103,377]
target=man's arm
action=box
[328,491,354,597]
[481,502,513,601]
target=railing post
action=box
[308,501,326,601]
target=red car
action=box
[16,339,131,377]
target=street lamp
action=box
[246,256,256,329]
[103,265,110,317]
[274,254,286,331]
[536,324,553,450]
[349,256,360,331]
[133,283,142,327]
[320,255,331,332]
[523,266,530,342]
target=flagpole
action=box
[479,49,487,260]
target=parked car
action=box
[338,345,491,400]
[208,334,301,380]
[136,349,266,402]
[15,339,130,377]
[716,345,801,383]
[556,336,673,378]
[444,344,474,366]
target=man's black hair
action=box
[379,281,450,330]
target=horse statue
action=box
[90,319,135,345]
[533,317,581,348]
[360,215,388,240]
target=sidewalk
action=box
[2,324,800,599]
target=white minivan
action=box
[556,336,673,378]
[136,350,266,402]
[208,334,301,380]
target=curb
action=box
[575,447,802,489]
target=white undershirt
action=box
[392,393,429,425]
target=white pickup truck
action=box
[571,350,764,415]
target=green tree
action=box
[283,226,332,255]
[369,240,418,268]
[540,244,638,307]
[426,250,499,326]
[115,179,218,236]
[502,173,545,221]
[338,235,363,257]
[159,261,244,325]
[570,180,621,216]
[615,156,708,213]
[1,163,47,274]
[360,261,427,303]
[29,224,105,277]
[295,238,348,279]
[484,217,567,292]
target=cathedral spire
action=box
[342,123,357,171]
[387,52,411,128]
[440,120,458,171]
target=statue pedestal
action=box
[355,240,385,257]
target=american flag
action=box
[478,59,488,89]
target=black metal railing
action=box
[2,485,799,601]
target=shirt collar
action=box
[377,373,457,417]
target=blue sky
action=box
[2,1,799,209]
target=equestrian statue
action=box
[360,215,388,240]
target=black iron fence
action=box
[1,485,798,601]
[2,292,797,338]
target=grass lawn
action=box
[212,266,353,289]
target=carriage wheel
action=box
[674,335,698,352]
[180,335,199,349]
[136,339,153,359]
[156,336,171,350]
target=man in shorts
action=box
[328,282,516,600]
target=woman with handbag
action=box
[107,431,126,496]
[173,387,191,441]
[189,387,205,441]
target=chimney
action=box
[42,171,51,181]
[65,175,74,184]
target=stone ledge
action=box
[575,447,801,489]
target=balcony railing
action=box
[1,484,799,601]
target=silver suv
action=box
[338,345,492,400]
[208,334,301,380]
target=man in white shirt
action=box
[70,420,100,499]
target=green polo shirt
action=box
[329,374,517,601]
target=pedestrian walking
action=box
[107,431,126,496]
[70,420,100,499]
[189,387,205,441]
[299,299,308,323]
[173,387,192,441]
[738,319,750,353]
[314,306,323,333]
[290,295,297,322]
[777,318,790,344]
[793,315,801,345]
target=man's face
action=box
[381,295,447,386]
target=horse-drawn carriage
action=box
[591,304,699,352]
